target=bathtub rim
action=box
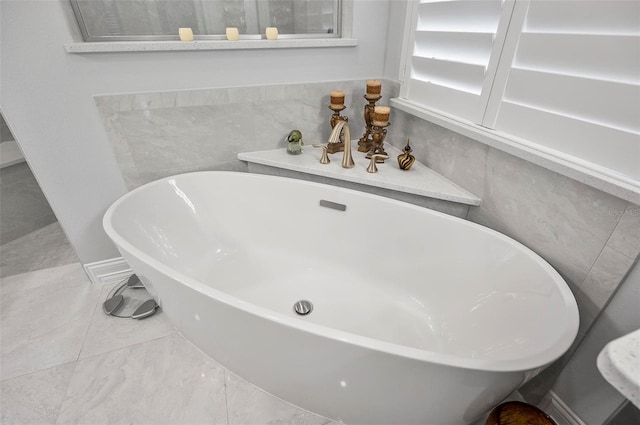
[103,171,579,373]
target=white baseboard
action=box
[84,257,132,285]
[539,391,586,425]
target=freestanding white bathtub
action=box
[103,171,579,424]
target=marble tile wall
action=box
[97,79,639,404]
[95,79,399,189]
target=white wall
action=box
[0,0,393,263]
[383,0,409,80]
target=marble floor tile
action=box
[0,162,57,245]
[0,222,79,278]
[79,283,175,359]
[225,371,334,425]
[0,362,76,425]
[56,333,228,425]
[0,264,100,381]
[0,262,87,302]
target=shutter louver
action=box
[406,0,504,122]
[492,0,640,179]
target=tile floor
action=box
[0,224,335,424]
[0,162,57,245]
[0,222,78,278]
[0,262,337,424]
[0,224,516,425]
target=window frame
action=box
[69,0,343,42]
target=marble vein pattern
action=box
[0,264,100,381]
[96,79,400,190]
[467,149,628,290]
[225,372,336,425]
[56,334,229,425]
[605,204,640,261]
[0,162,57,245]
[0,362,76,425]
[390,109,489,201]
[576,247,637,334]
[0,221,79,278]
[0,264,338,424]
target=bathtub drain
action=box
[293,300,313,316]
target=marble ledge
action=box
[597,328,640,409]
[65,38,358,53]
[238,144,481,207]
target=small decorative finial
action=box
[397,139,415,171]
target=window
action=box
[70,0,341,41]
[399,0,640,182]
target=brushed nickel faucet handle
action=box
[366,154,389,173]
[312,144,331,164]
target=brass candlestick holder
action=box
[358,94,382,153]
[366,122,389,163]
[328,104,348,154]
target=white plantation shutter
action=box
[404,0,505,122]
[401,0,640,181]
[489,0,640,180]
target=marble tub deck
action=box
[0,263,338,425]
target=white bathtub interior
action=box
[108,172,577,369]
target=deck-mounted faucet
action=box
[328,120,354,168]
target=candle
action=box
[178,27,193,42]
[373,106,390,126]
[226,27,239,41]
[330,90,345,108]
[266,27,278,40]
[366,80,382,95]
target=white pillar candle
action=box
[178,27,193,42]
[266,27,278,40]
[226,27,239,41]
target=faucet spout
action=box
[328,120,354,168]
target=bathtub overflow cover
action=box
[293,300,313,316]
